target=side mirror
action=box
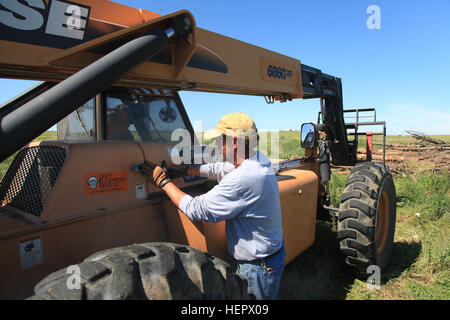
[301,123,315,148]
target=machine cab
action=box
[57,87,198,147]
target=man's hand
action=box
[140,161,172,188]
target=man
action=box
[107,104,134,140]
[140,112,285,300]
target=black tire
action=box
[337,162,396,277]
[28,242,249,300]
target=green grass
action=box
[280,170,450,300]
[197,130,306,160]
[275,133,450,299]
[35,131,57,141]
[396,172,450,221]
[345,172,449,300]
[0,156,15,180]
[259,130,305,160]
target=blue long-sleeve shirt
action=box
[178,151,283,261]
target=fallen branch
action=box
[406,130,446,145]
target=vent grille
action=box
[0,146,66,217]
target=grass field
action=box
[276,133,450,300]
[280,171,449,300]
[0,131,448,300]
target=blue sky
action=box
[1,0,449,135]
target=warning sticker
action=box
[19,235,43,269]
[84,171,128,196]
[135,183,146,200]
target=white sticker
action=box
[19,235,43,269]
[135,183,146,200]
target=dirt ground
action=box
[332,143,450,175]
[380,145,449,175]
[278,222,352,300]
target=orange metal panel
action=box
[278,169,319,264]
[162,184,232,263]
[0,205,168,299]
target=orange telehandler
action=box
[0,0,396,299]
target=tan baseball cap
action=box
[204,112,258,140]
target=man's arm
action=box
[140,162,242,223]
[168,162,234,182]
[160,164,221,208]
[162,178,245,223]
[196,162,235,182]
[161,181,187,207]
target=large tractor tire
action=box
[28,242,249,300]
[337,162,396,277]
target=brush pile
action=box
[332,131,449,175]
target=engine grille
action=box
[0,146,66,217]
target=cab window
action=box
[106,88,189,144]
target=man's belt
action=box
[245,246,283,263]
[261,246,283,261]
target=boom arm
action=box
[0,0,302,100]
[0,0,355,165]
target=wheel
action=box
[28,242,249,300]
[337,162,396,277]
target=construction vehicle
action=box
[0,0,396,299]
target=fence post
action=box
[366,132,373,161]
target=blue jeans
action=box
[235,245,286,300]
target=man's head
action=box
[107,104,132,139]
[205,112,259,166]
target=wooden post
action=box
[366,132,373,161]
